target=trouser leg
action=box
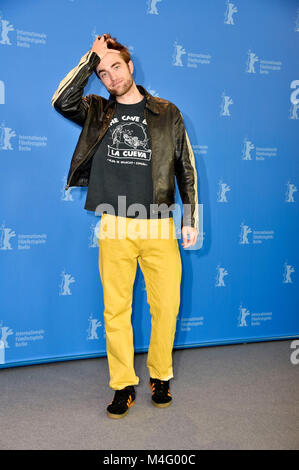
[137,217,182,381]
[98,214,140,390]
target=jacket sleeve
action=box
[173,106,199,231]
[51,50,101,127]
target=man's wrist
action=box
[89,50,101,69]
[90,49,101,59]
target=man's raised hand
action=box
[90,34,120,60]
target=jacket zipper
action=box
[65,109,115,190]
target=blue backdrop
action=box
[0,0,298,368]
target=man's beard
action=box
[108,75,134,97]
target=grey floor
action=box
[0,339,298,450]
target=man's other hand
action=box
[181,226,198,248]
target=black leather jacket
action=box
[51,50,199,229]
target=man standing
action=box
[52,34,199,419]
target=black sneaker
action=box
[149,378,172,408]
[106,385,136,419]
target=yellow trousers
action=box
[98,213,182,390]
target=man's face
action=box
[96,52,134,97]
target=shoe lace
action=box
[111,388,134,405]
[151,379,170,396]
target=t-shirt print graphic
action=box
[107,120,152,166]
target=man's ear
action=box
[128,59,134,75]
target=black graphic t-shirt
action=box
[84,96,171,219]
